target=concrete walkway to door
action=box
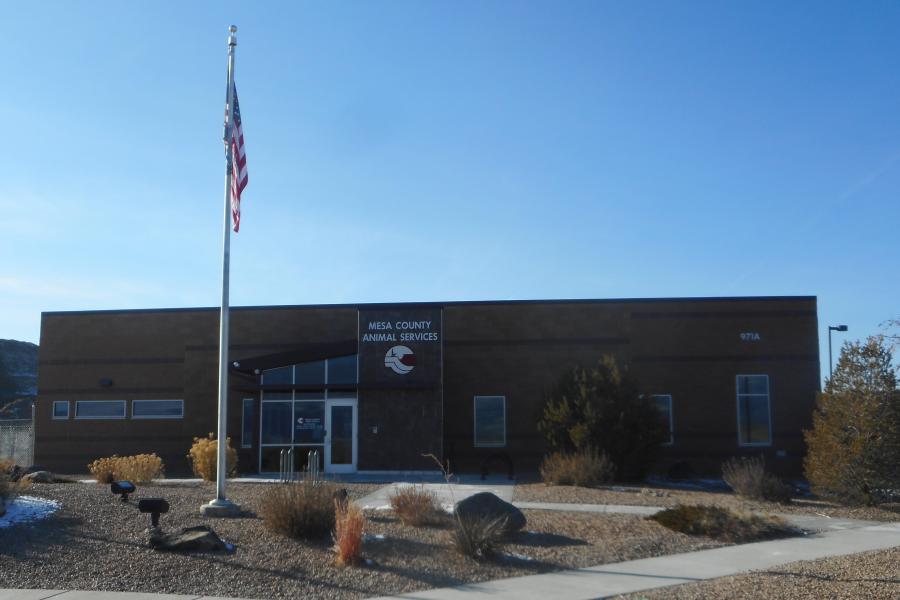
[356,476,515,512]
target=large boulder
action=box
[454,492,526,535]
[149,525,233,553]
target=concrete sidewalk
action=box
[372,518,900,599]
[356,479,515,511]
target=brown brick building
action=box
[34,296,820,477]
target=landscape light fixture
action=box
[827,325,849,381]
[138,498,170,532]
[110,480,136,502]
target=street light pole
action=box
[827,324,848,382]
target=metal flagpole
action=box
[201,24,241,518]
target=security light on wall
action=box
[99,378,113,387]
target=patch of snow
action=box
[0,496,60,528]
[503,552,534,562]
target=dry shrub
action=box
[722,457,792,504]
[114,454,164,483]
[452,513,507,560]
[88,454,165,484]
[333,500,365,566]
[0,458,14,475]
[649,505,795,543]
[259,481,337,540]
[390,485,443,526]
[187,433,238,481]
[540,447,615,487]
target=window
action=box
[132,399,183,419]
[651,395,674,445]
[474,396,506,447]
[241,398,254,448]
[262,365,292,385]
[737,375,771,446]
[327,355,358,385]
[75,400,126,419]
[295,360,326,385]
[52,401,69,420]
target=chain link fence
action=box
[0,421,34,467]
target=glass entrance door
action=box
[325,399,357,473]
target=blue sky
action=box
[2,1,898,377]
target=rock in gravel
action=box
[455,492,526,534]
[149,525,232,553]
[22,471,55,484]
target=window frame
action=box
[473,395,506,448]
[75,400,127,420]
[650,394,674,446]
[736,374,772,447]
[52,401,70,420]
[131,399,184,420]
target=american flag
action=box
[227,83,248,232]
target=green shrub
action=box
[722,457,792,504]
[87,453,165,484]
[804,337,900,506]
[187,434,238,482]
[538,355,669,480]
[452,512,507,560]
[649,505,794,543]
[540,447,615,487]
[260,481,337,540]
[390,485,443,526]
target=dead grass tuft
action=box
[452,512,508,560]
[333,499,365,566]
[649,504,796,543]
[259,481,337,540]
[390,485,444,526]
[722,456,793,504]
[540,447,615,487]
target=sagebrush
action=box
[390,485,443,526]
[649,505,794,543]
[260,481,337,540]
[540,447,615,487]
[333,500,365,566]
[722,457,792,504]
[187,434,238,481]
[87,454,165,484]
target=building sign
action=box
[358,308,442,387]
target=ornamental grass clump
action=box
[649,504,795,543]
[333,499,366,566]
[452,512,508,560]
[88,454,165,484]
[187,433,238,482]
[260,481,337,540]
[389,485,443,526]
[722,456,793,504]
[540,447,615,487]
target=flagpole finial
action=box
[228,25,237,46]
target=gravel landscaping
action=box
[514,482,900,522]
[0,481,721,599]
[618,547,900,599]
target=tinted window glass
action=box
[294,360,326,385]
[76,400,126,419]
[262,366,293,385]
[132,400,183,418]
[474,396,505,446]
[261,401,292,444]
[53,401,69,418]
[294,401,325,444]
[327,355,358,384]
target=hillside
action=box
[0,339,38,420]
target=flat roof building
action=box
[35,296,820,477]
